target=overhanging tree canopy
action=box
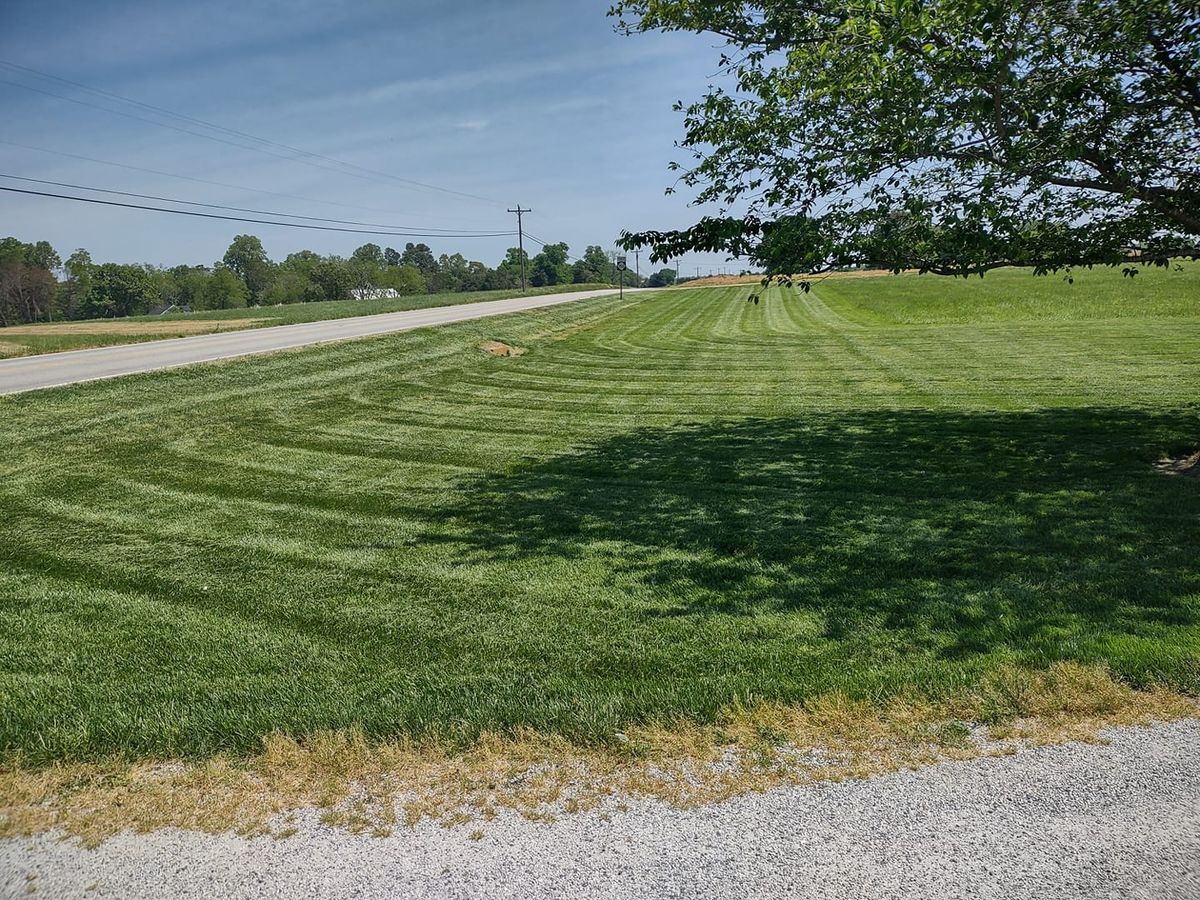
[612,0,1200,282]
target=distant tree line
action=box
[0,234,664,325]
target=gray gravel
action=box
[3,719,1198,900]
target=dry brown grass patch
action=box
[678,270,911,288]
[1156,449,1200,478]
[679,275,765,287]
[1,319,268,336]
[478,340,526,357]
[1,664,1193,847]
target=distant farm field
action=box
[1,266,1198,762]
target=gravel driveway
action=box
[3,719,1198,900]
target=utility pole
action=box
[635,250,640,284]
[507,205,531,292]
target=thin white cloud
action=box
[267,43,660,120]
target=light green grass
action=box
[0,283,615,357]
[1,269,1198,762]
[817,262,1200,324]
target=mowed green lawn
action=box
[2,266,1198,762]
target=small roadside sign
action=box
[616,256,628,271]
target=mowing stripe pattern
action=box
[1,270,1199,761]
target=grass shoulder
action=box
[1,664,1193,846]
[0,283,617,357]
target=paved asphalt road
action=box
[2,720,1197,899]
[0,288,635,395]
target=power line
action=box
[0,184,518,238]
[0,174,510,234]
[0,138,490,221]
[0,61,499,205]
[0,60,333,155]
[0,62,499,206]
[0,78,363,181]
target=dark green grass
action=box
[1,269,1198,762]
[0,283,615,357]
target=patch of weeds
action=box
[611,732,654,759]
[755,725,790,745]
[936,720,973,748]
[973,667,1036,725]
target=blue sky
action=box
[0,0,745,276]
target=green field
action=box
[0,282,615,357]
[1,266,1198,763]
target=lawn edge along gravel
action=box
[1,664,1195,846]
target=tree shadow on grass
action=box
[435,408,1200,668]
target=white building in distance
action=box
[350,288,402,301]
